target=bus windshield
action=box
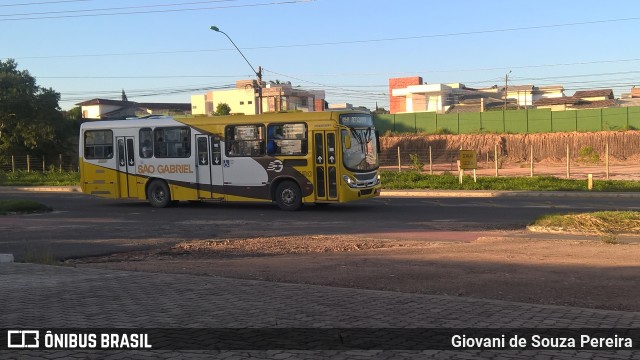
[341,126,379,171]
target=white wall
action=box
[190,95,207,115]
[81,105,121,119]
[212,88,257,115]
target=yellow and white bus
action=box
[79,111,381,210]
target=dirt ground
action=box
[73,232,640,312]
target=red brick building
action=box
[388,76,422,114]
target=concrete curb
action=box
[380,189,640,198]
[0,186,82,193]
[1,186,640,199]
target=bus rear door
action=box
[195,135,224,200]
[313,131,338,201]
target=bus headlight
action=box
[342,175,357,188]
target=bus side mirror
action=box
[344,134,351,149]
[375,130,381,154]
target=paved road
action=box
[1,263,638,359]
[2,189,640,261]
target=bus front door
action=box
[195,135,224,200]
[313,131,338,202]
[116,136,138,199]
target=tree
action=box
[0,59,70,164]
[63,106,82,121]
[214,102,231,116]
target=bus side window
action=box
[267,123,307,156]
[140,128,153,158]
[84,130,114,159]
[154,127,190,158]
[226,124,265,157]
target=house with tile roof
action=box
[533,89,617,111]
[77,98,191,119]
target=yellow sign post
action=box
[459,150,478,184]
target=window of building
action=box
[240,101,245,105]
[84,130,113,159]
[139,128,153,158]
[225,124,265,157]
[248,101,253,104]
[154,127,191,158]
[267,123,307,156]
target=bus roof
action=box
[177,110,369,127]
[79,117,182,130]
[80,110,371,130]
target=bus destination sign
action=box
[339,114,373,127]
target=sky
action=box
[2,0,640,111]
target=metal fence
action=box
[2,147,638,182]
[0,155,78,173]
[380,144,640,181]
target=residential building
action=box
[191,80,325,115]
[389,76,423,114]
[573,89,614,102]
[389,76,565,114]
[390,78,469,114]
[532,97,581,111]
[505,84,565,108]
[77,98,191,119]
[534,89,617,111]
[328,103,369,112]
[192,80,258,115]
[619,86,640,107]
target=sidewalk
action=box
[1,263,638,359]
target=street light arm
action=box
[210,26,259,78]
[210,25,263,114]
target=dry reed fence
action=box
[380,131,640,180]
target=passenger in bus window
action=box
[273,127,284,139]
[142,140,153,158]
[183,137,191,157]
[228,142,239,156]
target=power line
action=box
[39,74,250,79]
[512,70,640,82]
[59,83,235,102]
[0,0,237,17]
[0,0,312,21]
[0,0,92,7]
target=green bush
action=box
[409,154,424,172]
[578,146,600,164]
[0,199,51,215]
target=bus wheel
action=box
[147,180,171,208]
[275,181,302,211]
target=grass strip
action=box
[381,171,640,192]
[0,199,52,215]
[0,171,79,186]
[531,211,640,234]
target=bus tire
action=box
[275,181,302,211]
[147,180,171,208]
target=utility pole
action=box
[256,66,263,114]
[504,70,511,110]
